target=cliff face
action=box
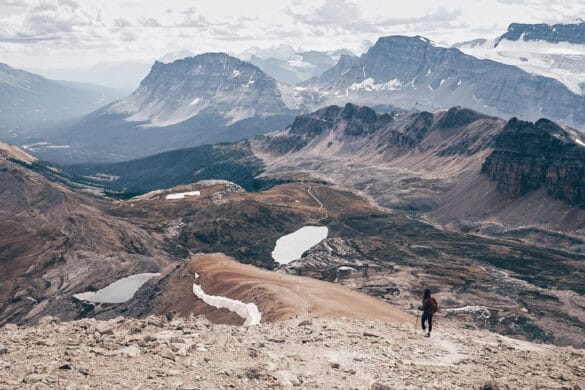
[497,22,585,45]
[482,118,585,206]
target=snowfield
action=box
[165,191,200,200]
[458,38,585,95]
[271,226,328,264]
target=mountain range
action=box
[2,101,584,348]
[33,54,301,163]
[247,48,356,85]
[0,63,123,142]
[304,35,585,127]
[8,29,585,164]
[456,22,585,95]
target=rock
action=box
[95,322,114,335]
[371,382,393,390]
[3,324,17,331]
[116,345,140,358]
[0,347,7,355]
[37,316,60,326]
[277,371,302,387]
[330,362,340,369]
[297,320,312,327]
[58,364,73,370]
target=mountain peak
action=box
[108,52,297,130]
[497,22,585,45]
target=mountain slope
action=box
[0,63,122,138]
[248,50,348,85]
[253,104,585,252]
[456,22,585,95]
[36,54,301,163]
[306,36,585,127]
[0,141,168,325]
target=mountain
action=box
[253,104,585,251]
[305,36,585,127]
[497,22,585,45]
[456,22,585,95]
[0,63,123,139]
[0,140,167,325]
[35,54,302,163]
[4,99,585,347]
[28,60,150,94]
[248,50,356,85]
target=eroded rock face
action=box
[482,118,585,206]
[309,35,585,126]
[497,22,585,45]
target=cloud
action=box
[286,0,461,34]
[177,7,210,28]
[140,17,162,27]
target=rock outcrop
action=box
[482,118,585,207]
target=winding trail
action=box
[306,184,328,222]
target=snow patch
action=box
[272,226,328,264]
[576,138,585,147]
[192,282,261,326]
[165,191,200,200]
[73,273,160,304]
[348,78,402,92]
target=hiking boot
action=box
[425,332,431,337]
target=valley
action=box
[1,16,585,388]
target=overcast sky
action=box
[1,0,584,70]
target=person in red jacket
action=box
[418,288,438,337]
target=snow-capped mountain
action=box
[108,53,299,127]
[42,53,301,162]
[246,49,357,85]
[304,35,585,127]
[0,63,122,136]
[455,22,585,95]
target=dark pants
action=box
[422,313,433,333]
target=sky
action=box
[0,0,583,73]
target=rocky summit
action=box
[306,36,585,127]
[1,315,583,389]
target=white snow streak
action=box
[192,282,261,326]
[165,191,200,200]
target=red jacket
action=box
[422,296,438,315]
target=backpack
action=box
[430,297,438,314]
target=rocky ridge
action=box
[482,118,585,206]
[497,22,585,45]
[305,36,585,126]
[1,315,583,389]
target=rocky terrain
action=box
[482,118,585,206]
[0,315,583,389]
[1,102,584,356]
[304,36,585,127]
[253,104,585,252]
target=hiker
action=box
[418,288,438,337]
